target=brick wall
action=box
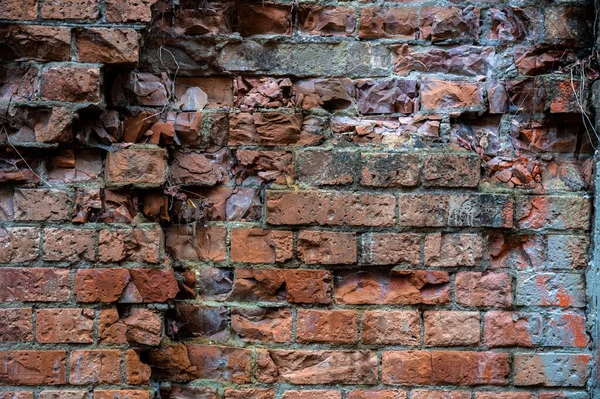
[0,0,597,398]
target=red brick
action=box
[224,389,274,399]
[99,308,126,344]
[98,227,161,263]
[77,28,138,64]
[166,226,226,262]
[0,351,66,385]
[476,394,534,399]
[187,344,252,383]
[121,308,162,345]
[75,269,130,303]
[0,268,70,302]
[359,7,418,39]
[424,233,483,267]
[483,311,535,348]
[347,391,406,399]
[70,350,121,384]
[517,196,591,230]
[41,67,100,102]
[39,392,86,399]
[335,270,450,305]
[360,153,420,187]
[0,308,33,342]
[513,353,591,387]
[230,229,293,263]
[14,189,71,221]
[424,311,480,346]
[282,391,341,399]
[105,147,168,187]
[382,351,508,385]
[0,0,37,20]
[129,268,179,303]
[235,150,294,186]
[0,393,33,399]
[398,194,513,228]
[0,227,40,263]
[237,2,292,36]
[0,25,71,61]
[298,230,356,265]
[94,391,149,399]
[361,310,420,345]
[361,233,420,265]
[125,350,151,385]
[298,5,356,37]
[105,0,156,22]
[166,304,227,340]
[41,0,99,19]
[267,191,396,226]
[395,44,492,77]
[297,151,358,186]
[229,112,303,146]
[422,153,480,187]
[36,308,94,343]
[455,272,512,307]
[419,7,479,42]
[231,308,292,343]
[170,149,230,186]
[227,269,330,304]
[412,392,470,399]
[256,350,378,384]
[297,310,358,344]
[421,79,483,111]
[43,228,96,262]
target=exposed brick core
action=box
[0,0,597,398]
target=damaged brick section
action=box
[0,0,597,398]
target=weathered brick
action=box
[513,353,591,387]
[297,310,358,344]
[0,25,71,61]
[412,391,470,399]
[128,268,179,303]
[298,230,356,265]
[231,307,292,343]
[36,308,94,343]
[546,235,589,270]
[476,394,534,399]
[43,228,96,262]
[0,393,34,399]
[229,112,303,146]
[0,0,37,20]
[515,272,585,307]
[41,67,100,102]
[335,270,450,305]
[267,191,396,226]
[298,5,355,37]
[230,229,293,263]
[0,268,70,302]
[41,0,99,19]
[347,391,407,399]
[167,304,228,341]
[0,227,40,263]
[105,0,157,22]
[166,226,226,262]
[14,189,71,221]
[360,153,420,187]
[517,196,591,230]
[0,351,67,385]
[359,7,418,39]
[382,351,508,385]
[282,392,341,399]
[98,227,161,263]
[421,79,483,111]
[424,311,480,346]
[39,391,87,399]
[105,147,168,187]
[361,310,420,345]
[419,7,479,42]
[0,308,33,342]
[256,350,378,384]
[170,149,230,186]
[77,28,138,64]
[422,153,480,187]
[187,344,252,383]
[424,233,483,267]
[297,151,358,186]
[224,389,274,399]
[70,350,121,384]
[120,308,162,345]
[75,269,130,303]
[395,45,493,77]
[94,391,149,399]
[235,150,294,185]
[455,272,512,308]
[361,233,421,265]
[399,194,513,228]
[125,350,151,385]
